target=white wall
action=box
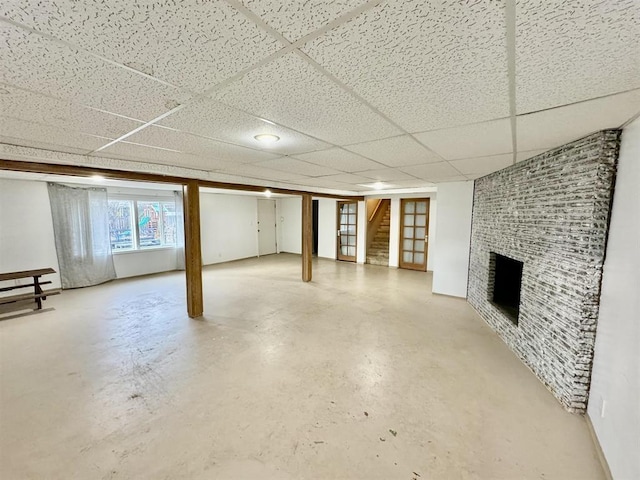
[431,181,474,297]
[389,198,401,268]
[113,248,177,279]
[278,197,302,254]
[587,119,640,480]
[356,200,366,264]
[317,198,337,259]
[200,192,259,265]
[0,179,61,291]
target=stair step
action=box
[367,256,389,266]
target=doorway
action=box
[399,198,429,271]
[337,201,357,262]
[257,199,277,256]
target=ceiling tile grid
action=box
[414,118,512,160]
[301,0,510,133]
[353,167,414,182]
[97,141,238,172]
[158,97,331,155]
[516,0,640,114]
[0,84,144,139]
[241,0,367,42]
[517,89,640,152]
[253,157,342,177]
[239,0,371,42]
[216,162,310,182]
[121,125,280,165]
[344,135,442,167]
[0,23,188,121]
[449,153,513,175]
[399,161,462,180]
[0,136,97,156]
[0,116,112,153]
[0,0,282,94]
[211,52,402,145]
[292,147,382,172]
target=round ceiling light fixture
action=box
[254,134,280,144]
[372,182,385,190]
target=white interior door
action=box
[258,199,277,255]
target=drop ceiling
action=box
[0,0,638,194]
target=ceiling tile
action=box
[516,0,640,113]
[517,89,640,151]
[288,177,344,188]
[159,98,331,155]
[217,162,309,182]
[1,0,281,93]
[356,168,415,182]
[414,119,512,160]
[292,147,382,172]
[0,85,143,139]
[449,154,513,175]
[240,0,369,42]
[0,24,187,121]
[0,136,96,156]
[124,126,279,165]
[253,157,341,177]
[399,162,461,180]
[0,116,110,153]
[302,0,510,132]
[382,179,436,189]
[314,173,375,185]
[516,149,548,163]
[211,52,401,145]
[97,142,232,172]
[344,135,441,167]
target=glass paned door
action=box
[337,201,357,262]
[399,198,429,271]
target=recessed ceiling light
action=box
[91,175,105,181]
[254,134,280,144]
[372,182,385,190]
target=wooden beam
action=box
[0,159,364,200]
[302,194,313,282]
[183,180,203,318]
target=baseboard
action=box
[432,291,468,300]
[585,413,613,480]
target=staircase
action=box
[367,205,390,266]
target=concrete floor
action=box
[0,254,604,479]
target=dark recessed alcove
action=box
[489,253,524,325]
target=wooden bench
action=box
[0,268,61,316]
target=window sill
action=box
[112,246,177,255]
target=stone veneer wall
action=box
[467,130,620,413]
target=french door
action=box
[337,201,357,262]
[399,198,429,271]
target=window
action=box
[108,198,177,251]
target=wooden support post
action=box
[183,180,203,318]
[302,193,313,282]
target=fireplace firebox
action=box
[489,253,524,325]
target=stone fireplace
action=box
[467,130,620,413]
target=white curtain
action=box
[48,183,117,289]
[174,190,185,270]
